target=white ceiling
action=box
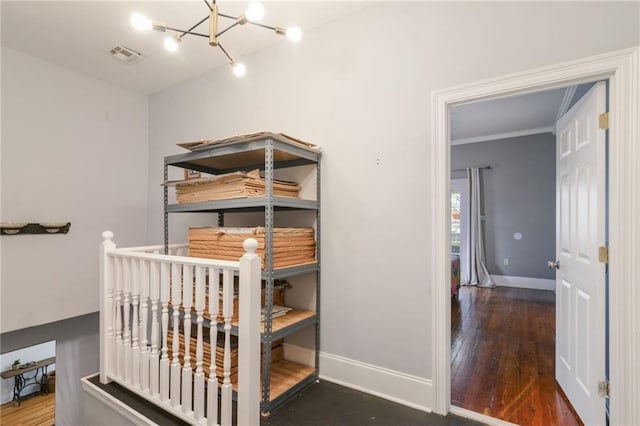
[1,1,371,94]
[2,1,595,138]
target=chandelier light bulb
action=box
[232,62,247,77]
[245,2,265,23]
[286,26,302,43]
[164,36,180,52]
[131,13,152,31]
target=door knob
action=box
[547,260,560,270]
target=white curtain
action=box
[462,168,496,288]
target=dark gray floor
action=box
[88,376,484,425]
[263,381,484,426]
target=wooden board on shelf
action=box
[261,309,316,334]
[269,360,316,401]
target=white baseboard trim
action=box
[491,275,555,291]
[450,406,519,426]
[319,352,433,412]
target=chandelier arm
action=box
[218,13,239,21]
[216,20,241,38]
[247,21,277,32]
[181,15,210,38]
[203,0,213,11]
[217,43,234,63]
[165,27,210,38]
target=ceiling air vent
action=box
[108,44,143,64]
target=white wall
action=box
[0,47,149,333]
[0,340,55,404]
[147,1,639,405]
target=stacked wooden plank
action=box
[189,227,316,269]
[170,169,300,204]
[167,329,284,385]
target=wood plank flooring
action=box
[451,286,582,426]
[0,393,54,426]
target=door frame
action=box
[430,46,640,425]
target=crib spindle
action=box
[131,259,141,388]
[123,258,132,383]
[170,262,182,408]
[115,257,124,379]
[140,259,150,392]
[182,265,194,414]
[150,260,160,397]
[193,266,206,420]
[160,262,171,402]
[207,267,220,426]
[221,268,234,426]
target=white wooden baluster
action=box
[150,260,160,396]
[115,257,124,379]
[160,262,171,402]
[140,259,150,392]
[123,257,132,383]
[170,262,182,408]
[207,267,220,426]
[182,265,194,414]
[194,266,206,420]
[221,268,234,426]
[131,258,141,388]
[238,239,261,426]
[100,231,115,384]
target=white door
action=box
[555,82,606,426]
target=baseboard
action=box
[449,406,519,426]
[319,352,433,412]
[491,275,555,291]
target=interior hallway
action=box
[451,286,582,426]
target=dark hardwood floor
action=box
[451,286,582,426]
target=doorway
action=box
[429,47,640,426]
[448,83,594,424]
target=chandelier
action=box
[130,1,302,77]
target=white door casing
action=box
[431,47,640,425]
[555,82,606,425]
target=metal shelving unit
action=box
[163,134,321,415]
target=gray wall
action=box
[452,133,556,279]
[0,313,99,426]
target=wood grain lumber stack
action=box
[167,329,284,384]
[170,169,300,204]
[189,227,316,269]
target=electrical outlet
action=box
[503,258,510,266]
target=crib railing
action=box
[99,231,261,426]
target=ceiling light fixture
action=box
[130,0,302,77]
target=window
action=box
[451,178,468,258]
[451,191,461,254]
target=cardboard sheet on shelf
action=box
[177,132,319,152]
[165,169,300,204]
[189,226,316,269]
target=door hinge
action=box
[599,112,609,130]
[599,246,609,264]
[598,380,610,398]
